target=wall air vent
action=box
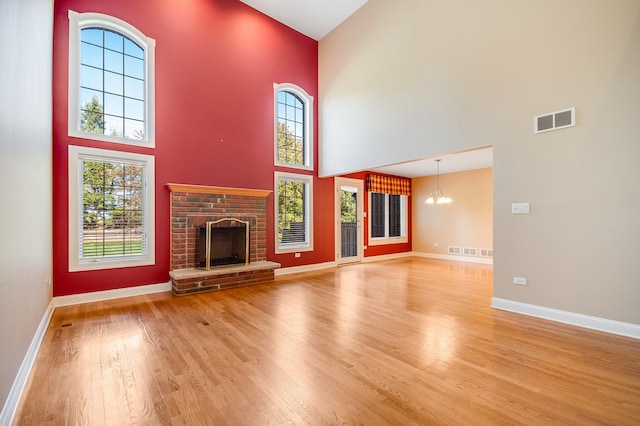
[534,107,575,133]
[448,246,461,255]
[463,247,477,256]
[480,248,494,257]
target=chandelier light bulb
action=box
[425,159,453,205]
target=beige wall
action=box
[319,0,640,324]
[413,168,492,256]
[0,0,53,417]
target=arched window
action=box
[274,83,313,170]
[68,11,156,147]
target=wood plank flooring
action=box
[14,258,640,425]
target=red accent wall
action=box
[340,171,412,257]
[52,0,330,296]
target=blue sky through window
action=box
[80,28,145,139]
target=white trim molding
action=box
[0,300,55,426]
[412,252,493,265]
[362,252,412,263]
[492,298,640,340]
[68,145,155,272]
[275,261,336,276]
[273,82,314,171]
[68,10,156,147]
[55,281,171,307]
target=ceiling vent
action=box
[534,107,575,133]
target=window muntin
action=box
[276,91,304,165]
[275,172,313,253]
[81,159,144,259]
[69,11,155,147]
[274,83,313,170]
[368,192,408,245]
[69,146,155,271]
[80,28,145,139]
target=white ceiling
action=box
[369,147,494,178]
[239,0,369,41]
[239,1,493,178]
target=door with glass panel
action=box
[335,178,363,264]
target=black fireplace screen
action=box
[196,218,249,270]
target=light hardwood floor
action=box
[14,258,640,425]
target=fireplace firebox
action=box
[196,218,249,270]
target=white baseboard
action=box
[491,297,640,339]
[275,261,337,276]
[0,300,55,426]
[362,252,412,263]
[54,281,172,307]
[412,251,493,265]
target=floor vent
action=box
[463,247,477,256]
[448,246,461,255]
[480,248,494,257]
[534,107,575,133]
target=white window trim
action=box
[274,171,314,254]
[68,10,156,147]
[367,192,408,246]
[68,145,155,271]
[273,82,314,171]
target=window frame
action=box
[68,10,156,147]
[274,172,314,254]
[273,83,314,171]
[68,145,155,271]
[368,192,408,246]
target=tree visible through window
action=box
[80,27,145,140]
[81,159,145,259]
[276,91,304,165]
[274,83,313,170]
[275,172,313,252]
[278,179,306,244]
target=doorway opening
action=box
[335,178,364,264]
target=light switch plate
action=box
[512,203,530,214]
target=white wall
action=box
[319,0,640,324]
[0,0,53,417]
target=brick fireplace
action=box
[167,183,280,295]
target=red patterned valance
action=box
[366,174,411,196]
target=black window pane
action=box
[370,192,386,238]
[389,194,401,237]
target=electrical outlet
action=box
[513,277,527,285]
[433,242,439,247]
[294,252,301,258]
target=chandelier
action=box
[425,159,453,204]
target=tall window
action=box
[275,172,313,253]
[274,83,313,170]
[369,192,407,244]
[69,146,155,271]
[68,11,156,147]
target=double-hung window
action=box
[68,11,156,147]
[274,83,313,170]
[369,192,408,244]
[366,174,411,245]
[275,172,313,253]
[68,146,155,271]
